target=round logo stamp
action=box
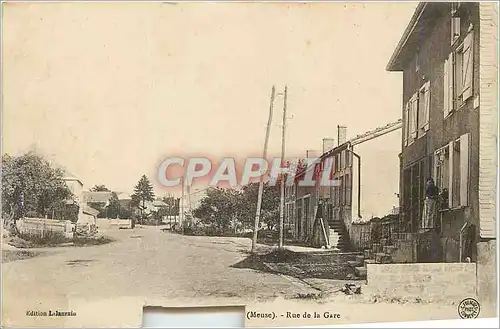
[458,298,480,319]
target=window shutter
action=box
[424,81,431,131]
[460,133,469,206]
[448,141,454,208]
[404,102,409,146]
[448,53,454,112]
[444,58,450,117]
[410,93,418,138]
[462,29,474,100]
[451,17,461,44]
[432,152,438,186]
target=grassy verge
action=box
[73,236,115,246]
[231,248,359,281]
[2,250,41,263]
[5,233,115,248]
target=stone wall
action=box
[16,218,74,239]
[476,240,497,307]
[366,263,476,302]
[478,2,498,239]
[349,222,371,251]
[309,218,328,248]
[96,218,131,229]
[391,239,415,263]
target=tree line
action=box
[1,152,180,226]
[2,152,75,222]
[2,152,280,234]
[189,182,280,235]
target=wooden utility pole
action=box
[187,184,192,212]
[180,177,185,230]
[251,86,276,254]
[278,86,288,249]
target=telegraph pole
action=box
[251,86,276,254]
[180,177,185,230]
[187,184,192,212]
[278,86,288,249]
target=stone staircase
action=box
[348,232,415,279]
[326,219,350,251]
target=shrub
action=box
[73,235,114,246]
[18,231,70,246]
[25,211,39,218]
[142,217,162,226]
[75,223,98,238]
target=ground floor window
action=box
[303,197,310,237]
[434,133,470,209]
[327,203,333,222]
[402,158,428,232]
[297,202,303,239]
[345,173,352,206]
[285,203,295,235]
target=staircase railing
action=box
[459,222,469,263]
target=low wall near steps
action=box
[366,263,476,302]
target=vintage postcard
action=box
[1,1,498,327]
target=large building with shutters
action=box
[387,2,497,303]
[284,124,401,250]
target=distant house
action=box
[84,191,171,219]
[63,174,84,208]
[152,200,168,209]
[62,172,85,223]
[81,205,99,226]
[116,192,132,209]
[140,200,169,214]
[83,191,113,205]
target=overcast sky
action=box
[3,2,417,197]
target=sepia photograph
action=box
[1,1,498,327]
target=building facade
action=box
[284,123,401,250]
[63,174,85,223]
[387,2,497,304]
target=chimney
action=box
[306,150,320,158]
[337,125,347,145]
[322,138,335,153]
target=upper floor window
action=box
[444,26,474,117]
[345,150,352,168]
[345,173,351,206]
[451,2,462,16]
[404,81,430,146]
[415,48,420,72]
[451,16,461,45]
[334,154,339,173]
[418,81,431,134]
[340,175,345,206]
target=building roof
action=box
[295,142,349,179]
[62,174,83,186]
[386,2,445,71]
[83,191,113,203]
[116,192,132,201]
[83,205,100,217]
[152,200,168,207]
[294,120,403,180]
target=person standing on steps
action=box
[422,178,438,229]
[422,177,439,261]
